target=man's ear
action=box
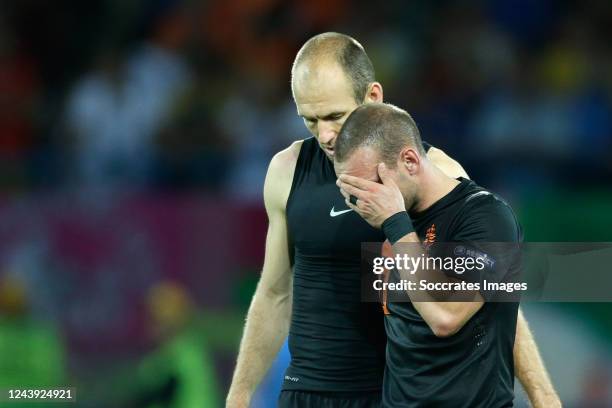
[399,148,420,175]
[364,82,383,103]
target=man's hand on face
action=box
[337,163,407,229]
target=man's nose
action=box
[318,122,336,145]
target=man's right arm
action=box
[226,142,301,408]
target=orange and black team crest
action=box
[424,224,436,250]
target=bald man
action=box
[227,33,559,408]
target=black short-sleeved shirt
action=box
[383,178,522,407]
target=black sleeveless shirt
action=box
[283,137,431,392]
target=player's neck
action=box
[413,163,461,213]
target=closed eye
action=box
[323,112,345,121]
[300,112,346,123]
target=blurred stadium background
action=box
[0,0,611,406]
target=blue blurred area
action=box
[0,0,610,406]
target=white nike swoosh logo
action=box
[330,206,354,217]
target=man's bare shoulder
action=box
[270,139,304,171]
[265,139,305,211]
[427,145,469,179]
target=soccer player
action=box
[226,33,559,408]
[334,102,546,407]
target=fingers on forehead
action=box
[341,175,371,190]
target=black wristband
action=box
[382,211,415,245]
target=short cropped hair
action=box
[292,32,376,103]
[335,103,425,166]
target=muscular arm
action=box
[427,147,559,406]
[514,310,561,407]
[226,143,300,408]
